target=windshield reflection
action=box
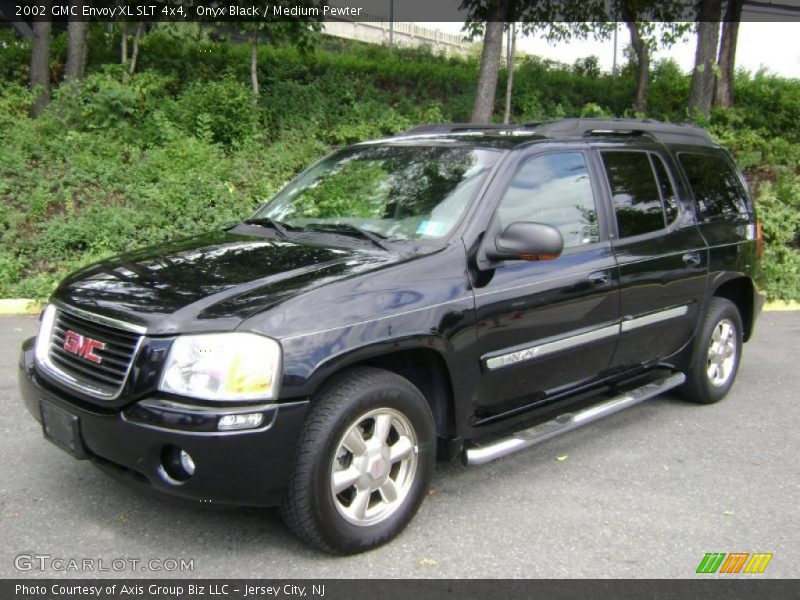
[253,145,500,241]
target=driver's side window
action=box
[496,152,599,248]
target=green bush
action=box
[170,77,256,146]
[0,32,798,302]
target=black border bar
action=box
[4,579,800,600]
[1,0,799,23]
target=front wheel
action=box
[680,297,743,404]
[280,367,435,554]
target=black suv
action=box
[19,118,765,553]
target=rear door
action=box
[595,146,708,368]
[673,149,757,285]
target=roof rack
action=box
[532,118,715,145]
[401,118,715,146]
[402,123,538,136]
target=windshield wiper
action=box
[243,217,289,239]
[303,223,391,251]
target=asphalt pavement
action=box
[1,312,797,578]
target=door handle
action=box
[588,271,610,286]
[682,252,702,267]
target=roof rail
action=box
[531,118,715,145]
[402,123,540,136]
[400,118,715,146]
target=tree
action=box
[231,3,320,106]
[626,22,650,114]
[565,3,689,114]
[127,22,146,78]
[715,0,744,108]
[539,2,689,114]
[29,1,52,117]
[466,1,509,123]
[121,22,128,64]
[463,0,689,121]
[464,0,603,123]
[623,20,689,114]
[689,0,724,116]
[64,1,89,80]
[502,23,517,124]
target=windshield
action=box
[251,145,500,242]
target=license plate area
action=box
[40,400,88,460]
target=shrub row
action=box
[0,28,798,300]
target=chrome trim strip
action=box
[35,304,144,401]
[484,323,620,371]
[52,299,147,334]
[483,304,690,371]
[621,305,688,332]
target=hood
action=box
[53,230,400,335]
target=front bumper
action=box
[18,338,308,508]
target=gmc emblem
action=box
[63,330,105,364]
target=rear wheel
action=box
[280,367,435,554]
[680,297,743,404]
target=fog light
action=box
[218,413,264,431]
[158,445,195,485]
[179,450,195,476]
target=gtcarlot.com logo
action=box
[14,553,194,573]
[696,552,773,574]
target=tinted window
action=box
[601,151,665,237]
[497,152,599,248]
[678,153,750,219]
[651,155,679,223]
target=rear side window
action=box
[678,153,750,219]
[600,151,666,238]
[651,155,679,223]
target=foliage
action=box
[170,76,257,146]
[0,31,798,300]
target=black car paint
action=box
[18,342,307,506]
[19,133,764,507]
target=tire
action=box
[280,366,436,554]
[680,297,743,404]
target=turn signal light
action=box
[218,413,264,431]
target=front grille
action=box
[47,308,142,398]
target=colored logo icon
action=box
[696,552,773,574]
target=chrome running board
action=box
[464,372,686,466]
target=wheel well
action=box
[713,277,755,341]
[360,349,456,441]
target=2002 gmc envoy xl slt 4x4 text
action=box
[19,119,765,553]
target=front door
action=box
[471,149,620,422]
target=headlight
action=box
[159,333,281,401]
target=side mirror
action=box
[485,222,564,262]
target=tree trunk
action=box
[714,0,743,108]
[128,22,144,77]
[250,29,259,107]
[689,0,723,117]
[64,2,88,81]
[502,23,516,124]
[627,22,649,114]
[470,1,507,123]
[121,22,128,64]
[29,14,52,117]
